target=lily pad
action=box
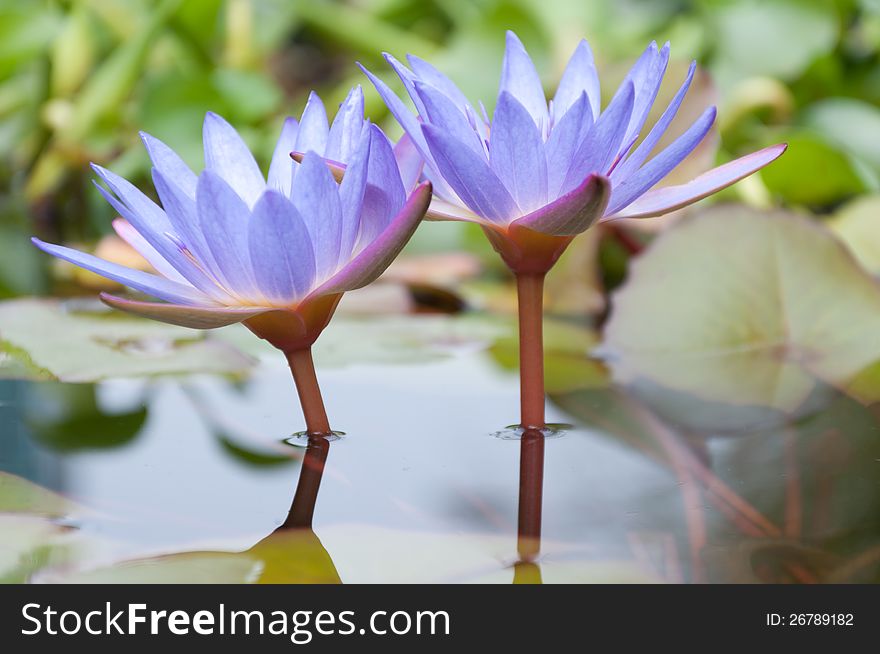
[0,299,254,382]
[828,195,880,275]
[602,206,880,413]
[0,471,74,516]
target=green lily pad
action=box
[602,206,880,414]
[0,299,254,382]
[828,195,880,275]
[0,471,75,516]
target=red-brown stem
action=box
[517,428,545,562]
[285,347,331,435]
[515,272,546,429]
[282,435,330,530]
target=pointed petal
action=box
[414,81,485,156]
[295,91,330,156]
[312,182,431,296]
[513,173,611,235]
[111,218,187,283]
[613,61,696,182]
[606,144,787,220]
[267,117,299,196]
[32,238,210,305]
[546,93,592,197]
[338,126,371,258]
[100,293,270,329]
[406,53,471,110]
[553,39,600,121]
[614,41,669,147]
[249,190,316,303]
[326,85,365,163]
[140,132,197,198]
[92,164,171,233]
[560,81,635,194]
[151,168,229,289]
[422,124,519,223]
[499,31,548,130]
[290,152,343,280]
[393,132,424,192]
[357,125,406,250]
[197,170,261,298]
[490,91,548,212]
[202,112,265,208]
[608,106,717,215]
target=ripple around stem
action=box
[283,431,346,447]
[490,423,573,440]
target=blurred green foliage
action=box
[1,0,879,297]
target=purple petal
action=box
[92,164,172,233]
[608,106,717,215]
[249,189,316,303]
[612,61,696,183]
[422,124,519,223]
[406,53,471,111]
[326,85,365,163]
[607,144,788,220]
[490,92,548,212]
[93,169,223,298]
[499,31,549,131]
[553,39,601,122]
[101,293,270,329]
[152,168,229,289]
[32,238,210,305]
[197,170,261,298]
[267,117,299,196]
[295,92,330,156]
[618,42,669,147]
[425,198,482,222]
[357,125,407,250]
[338,126,371,258]
[545,93,593,198]
[393,132,424,192]
[290,152,343,280]
[312,182,431,296]
[560,81,635,195]
[140,132,197,198]
[360,62,458,201]
[414,81,485,157]
[383,54,428,115]
[111,218,187,283]
[202,112,265,208]
[513,173,611,235]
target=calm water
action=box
[2,317,879,583]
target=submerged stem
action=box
[285,347,332,436]
[515,272,546,429]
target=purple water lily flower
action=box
[32,89,431,434]
[362,31,785,272]
[362,32,785,430]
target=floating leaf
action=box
[0,299,254,382]
[0,471,74,516]
[828,195,880,275]
[759,133,869,206]
[602,206,880,414]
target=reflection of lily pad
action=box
[0,515,77,584]
[42,524,651,584]
[603,207,880,414]
[0,471,74,516]
[0,299,254,381]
